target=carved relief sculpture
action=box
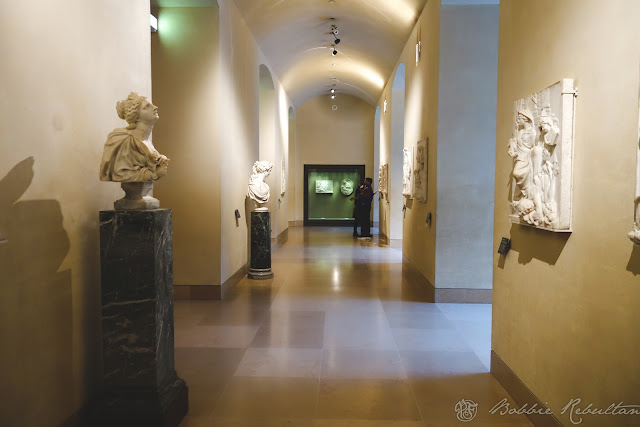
[340,179,354,196]
[508,79,575,232]
[414,139,428,202]
[378,164,388,195]
[248,160,273,208]
[402,147,413,197]
[280,157,286,196]
[315,180,333,194]
[100,92,169,210]
[629,91,640,244]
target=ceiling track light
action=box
[329,18,340,44]
[331,45,337,56]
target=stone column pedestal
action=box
[248,209,274,279]
[90,209,188,427]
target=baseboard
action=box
[173,263,248,300]
[434,288,492,303]
[288,220,303,227]
[276,228,288,245]
[491,351,562,427]
[401,257,491,303]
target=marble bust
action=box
[248,160,273,208]
[99,92,169,209]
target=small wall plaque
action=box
[497,237,511,255]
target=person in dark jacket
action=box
[356,177,376,238]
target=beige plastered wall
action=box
[152,6,222,286]
[294,95,375,222]
[151,1,292,284]
[493,1,640,425]
[377,0,440,285]
[0,1,151,425]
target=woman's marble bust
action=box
[100,92,169,210]
[100,92,169,183]
[248,161,273,206]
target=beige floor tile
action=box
[235,347,323,378]
[316,378,422,421]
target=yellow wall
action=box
[0,1,151,425]
[493,1,640,425]
[294,95,375,222]
[378,0,440,284]
[152,7,222,286]
[151,1,292,283]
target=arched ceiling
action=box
[152,0,429,107]
[232,0,428,107]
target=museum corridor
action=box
[173,227,531,426]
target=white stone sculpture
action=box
[629,101,640,245]
[100,92,169,210]
[508,79,575,232]
[315,179,333,194]
[280,157,286,196]
[248,160,273,208]
[379,164,388,195]
[414,139,428,202]
[340,178,354,196]
[402,147,413,197]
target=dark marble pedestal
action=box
[90,209,188,427]
[248,209,274,279]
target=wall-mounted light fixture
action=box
[415,40,421,65]
[150,14,158,33]
[384,99,387,114]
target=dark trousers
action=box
[357,205,371,236]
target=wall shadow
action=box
[509,223,570,265]
[0,157,73,426]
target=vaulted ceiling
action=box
[152,0,429,107]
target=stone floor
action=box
[175,227,532,426]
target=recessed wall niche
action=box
[304,164,364,226]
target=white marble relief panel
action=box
[402,147,413,197]
[508,79,576,232]
[315,179,333,194]
[340,178,354,196]
[378,164,388,195]
[629,80,640,245]
[280,157,286,196]
[413,138,428,202]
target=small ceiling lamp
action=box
[331,45,338,56]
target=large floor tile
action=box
[235,347,323,378]
[321,348,407,380]
[212,377,319,419]
[316,379,422,421]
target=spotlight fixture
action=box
[329,18,341,44]
[331,45,337,56]
[331,94,336,99]
[330,88,335,94]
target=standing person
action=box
[350,181,363,237]
[357,177,376,238]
